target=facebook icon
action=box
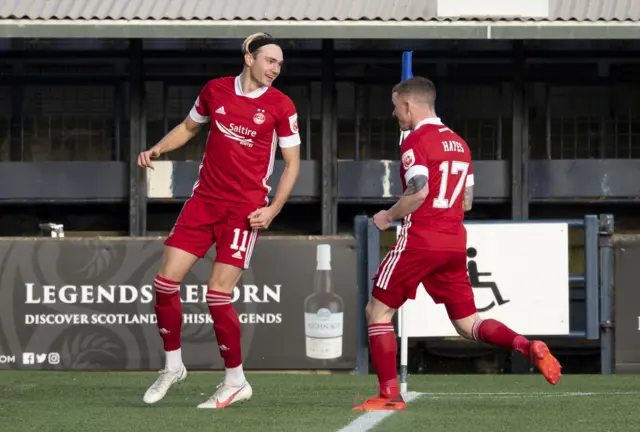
[22,353,35,365]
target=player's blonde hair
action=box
[242,32,271,56]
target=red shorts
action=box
[164,197,259,269]
[372,240,475,319]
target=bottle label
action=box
[306,336,342,359]
[305,309,343,339]
[304,310,343,360]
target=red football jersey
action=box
[399,117,474,252]
[188,76,301,207]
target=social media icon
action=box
[36,354,46,364]
[22,352,34,365]
[48,352,60,365]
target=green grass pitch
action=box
[1,371,638,432]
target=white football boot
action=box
[143,365,187,404]
[197,381,253,409]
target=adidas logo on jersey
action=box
[232,251,243,259]
[216,106,226,115]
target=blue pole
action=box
[402,51,414,80]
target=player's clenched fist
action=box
[138,149,161,169]
[373,210,393,231]
[248,206,278,229]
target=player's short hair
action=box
[392,76,436,106]
[242,32,279,57]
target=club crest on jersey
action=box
[289,114,299,134]
[402,149,415,169]
[253,109,266,125]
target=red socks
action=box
[153,276,182,352]
[368,323,399,397]
[367,318,530,399]
[473,318,531,358]
[154,279,243,371]
[207,290,242,368]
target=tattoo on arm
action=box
[404,175,428,196]
[463,185,474,211]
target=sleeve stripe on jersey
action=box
[466,173,474,187]
[404,165,429,184]
[189,106,210,124]
[278,133,301,148]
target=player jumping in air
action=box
[353,76,562,411]
[137,33,301,408]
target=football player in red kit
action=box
[353,76,562,411]
[137,32,301,408]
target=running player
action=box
[138,32,301,408]
[353,76,561,411]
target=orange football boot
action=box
[530,340,562,385]
[352,391,407,411]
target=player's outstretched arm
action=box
[138,117,203,168]
[463,185,473,212]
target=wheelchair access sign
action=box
[398,222,571,338]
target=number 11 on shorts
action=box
[231,228,249,252]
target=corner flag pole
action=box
[398,50,413,394]
[399,51,414,148]
[402,50,414,80]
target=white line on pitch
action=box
[337,391,634,431]
[419,391,635,399]
[337,391,423,432]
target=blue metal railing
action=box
[354,214,615,375]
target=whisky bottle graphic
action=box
[304,244,344,363]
